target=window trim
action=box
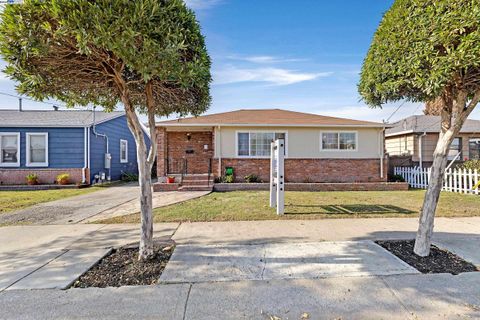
[235,130,288,158]
[26,132,49,167]
[120,139,128,163]
[320,131,358,152]
[469,137,480,160]
[0,132,20,167]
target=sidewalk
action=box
[1,273,479,319]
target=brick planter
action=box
[213,182,409,192]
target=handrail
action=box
[207,158,212,186]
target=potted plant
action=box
[166,176,176,184]
[56,173,70,185]
[26,174,39,185]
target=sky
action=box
[1,0,479,123]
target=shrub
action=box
[244,174,260,183]
[26,173,38,185]
[389,174,405,183]
[458,159,480,171]
[222,175,234,183]
[56,173,70,185]
[121,171,139,182]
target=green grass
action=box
[0,187,102,214]
[99,190,480,224]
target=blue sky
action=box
[1,0,479,122]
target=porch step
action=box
[182,174,211,181]
[178,185,213,192]
[182,179,214,186]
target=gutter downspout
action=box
[380,127,385,179]
[82,127,88,184]
[418,132,427,167]
[92,107,110,180]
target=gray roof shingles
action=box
[386,115,480,136]
[0,110,124,127]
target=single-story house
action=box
[155,109,388,184]
[385,115,480,168]
[0,109,149,185]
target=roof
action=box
[156,109,386,128]
[386,115,480,137]
[0,110,125,127]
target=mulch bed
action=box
[376,240,478,275]
[72,244,174,288]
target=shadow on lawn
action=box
[285,204,415,215]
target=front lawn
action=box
[99,190,480,223]
[0,187,101,214]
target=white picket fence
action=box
[394,166,480,195]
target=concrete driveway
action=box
[0,184,210,225]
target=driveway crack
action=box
[182,283,193,320]
[260,244,267,280]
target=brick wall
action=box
[157,130,214,175]
[214,182,409,192]
[213,158,388,183]
[0,168,86,185]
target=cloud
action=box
[228,55,305,64]
[184,0,222,10]
[213,65,332,86]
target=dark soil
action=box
[376,240,478,275]
[72,244,174,288]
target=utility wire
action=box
[385,100,406,123]
[0,91,90,110]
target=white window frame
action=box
[0,132,20,167]
[120,139,128,163]
[235,130,288,158]
[26,132,49,167]
[320,131,358,152]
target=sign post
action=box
[270,139,285,215]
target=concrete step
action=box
[179,185,213,192]
[182,180,214,186]
[182,174,211,181]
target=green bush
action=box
[458,159,480,171]
[389,174,405,182]
[121,171,139,182]
[25,173,38,184]
[56,173,70,185]
[244,174,260,183]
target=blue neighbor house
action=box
[0,109,150,185]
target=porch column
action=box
[156,127,167,177]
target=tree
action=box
[0,0,211,260]
[424,98,443,116]
[359,0,480,256]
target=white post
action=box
[276,139,285,215]
[269,141,276,208]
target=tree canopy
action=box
[0,0,211,117]
[359,0,480,107]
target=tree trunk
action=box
[136,141,154,260]
[123,100,155,260]
[414,89,480,256]
[413,130,453,256]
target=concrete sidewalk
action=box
[1,273,479,319]
[0,223,179,291]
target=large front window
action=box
[469,138,480,160]
[0,133,20,167]
[237,132,286,157]
[26,133,48,166]
[321,132,357,150]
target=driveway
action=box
[0,184,209,225]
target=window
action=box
[447,137,462,161]
[469,138,480,160]
[26,133,48,167]
[236,132,286,157]
[120,139,128,163]
[321,132,357,151]
[0,133,20,167]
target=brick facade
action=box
[0,168,87,185]
[213,158,388,183]
[156,127,388,184]
[156,129,214,175]
[214,182,408,192]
